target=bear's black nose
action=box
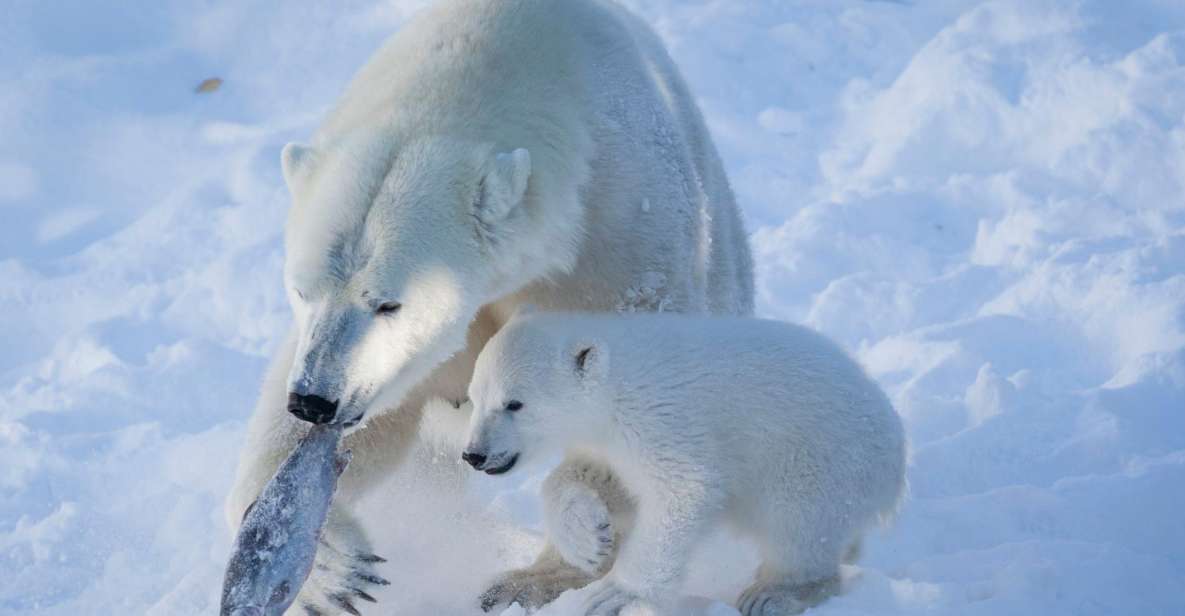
[287,392,339,424]
[461,451,487,470]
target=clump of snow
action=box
[2,1,1183,615]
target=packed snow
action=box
[2,1,1183,615]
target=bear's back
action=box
[316,0,591,154]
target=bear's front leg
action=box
[226,331,427,615]
[229,423,393,616]
[285,406,428,615]
[289,507,388,616]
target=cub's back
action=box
[532,313,901,448]
[515,313,905,511]
[606,315,905,507]
[612,315,886,410]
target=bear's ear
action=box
[475,148,531,227]
[281,142,317,188]
[572,341,606,380]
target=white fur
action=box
[465,313,907,615]
[224,1,753,613]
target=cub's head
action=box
[462,314,609,476]
[280,134,534,427]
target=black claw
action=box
[352,588,378,603]
[354,572,391,586]
[330,594,362,616]
[303,605,325,616]
[357,553,387,563]
[596,523,611,530]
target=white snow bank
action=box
[2,1,1183,615]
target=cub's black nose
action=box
[461,451,487,470]
[287,392,339,424]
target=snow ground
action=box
[2,1,1183,614]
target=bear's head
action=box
[462,314,610,476]
[280,134,537,427]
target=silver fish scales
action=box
[221,424,349,616]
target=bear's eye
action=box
[375,301,402,315]
[505,400,524,412]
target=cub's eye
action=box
[375,301,402,315]
[505,400,524,412]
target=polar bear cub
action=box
[463,312,906,615]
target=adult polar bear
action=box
[225,0,753,613]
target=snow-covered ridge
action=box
[2,1,1182,614]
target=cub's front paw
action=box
[547,483,616,574]
[579,578,647,616]
[478,562,593,613]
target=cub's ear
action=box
[572,341,606,380]
[281,142,317,188]
[475,148,531,226]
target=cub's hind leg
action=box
[736,505,847,616]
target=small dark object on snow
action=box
[195,77,223,94]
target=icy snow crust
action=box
[2,1,1183,614]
